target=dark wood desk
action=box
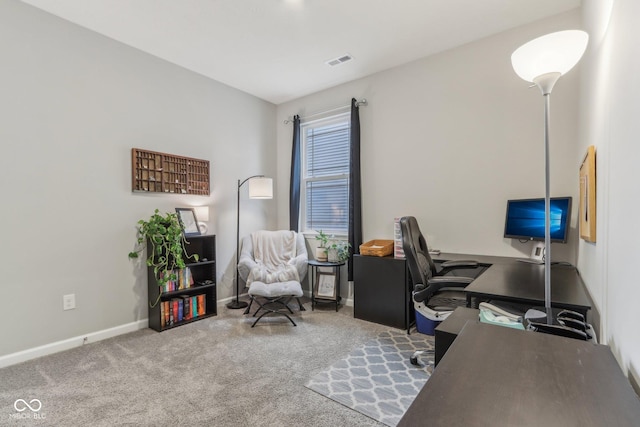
[436,253,592,318]
[434,307,479,366]
[353,255,414,332]
[398,322,640,426]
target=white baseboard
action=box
[0,319,148,369]
[216,293,248,306]
[1,293,355,369]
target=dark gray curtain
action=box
[289,115,301,231]
[348,99,363,281]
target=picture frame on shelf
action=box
[315,271,336,299]
[175,207,201,236]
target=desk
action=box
[353,255,414,332]
[398,322,640,426]
[434,307,479,366]
[436,253,592,318]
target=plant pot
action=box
[327,248,339,263]
[316,247,328,262]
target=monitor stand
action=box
[517,241,545,264]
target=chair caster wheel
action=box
[410,350,424,366]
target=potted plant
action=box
[327,239,352,263]
[128,209,198,306]
[315,230,329,262]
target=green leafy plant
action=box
[314,230,331,261]
[128,209,198,306]
[328,239,352,263]
[315,230,330,248]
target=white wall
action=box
[0,0,276,358]
[276,11,582,263]
[580,0,640,386]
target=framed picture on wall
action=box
[579,146,596,242]
[315,272,337,299]
[175,207,201,236]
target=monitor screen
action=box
[503,197,572,243]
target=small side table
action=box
[308,260,345,312]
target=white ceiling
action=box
[20,0,581,105]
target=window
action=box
[301,113,350,234]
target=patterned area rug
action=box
[305,330,434,427]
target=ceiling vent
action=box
[326,54,353,67]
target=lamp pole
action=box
[227,175,263,309]
[511,30,588,325]
[227,175,272,310]
[543,91,552,325]
[533,72,561,325]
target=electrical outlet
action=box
[63,294,76,311]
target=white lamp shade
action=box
[511,30,589,82]
[248,177,273,199]
[193,206,210,222]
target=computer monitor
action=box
[503,197,572,243]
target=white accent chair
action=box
[238,230,308,326]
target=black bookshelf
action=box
[147,234,217,331]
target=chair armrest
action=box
[439,260,484,278]
[288,254,308,280]
[238,257,259,283]
[237,237,257,282]
[413,276,474,303]
[440,260,478,269]
[429,276,474,286]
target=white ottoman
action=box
[245,281,303,327]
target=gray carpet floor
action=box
[0,299,415,427]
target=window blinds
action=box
[303,120,350,233]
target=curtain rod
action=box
[283,99,368,124]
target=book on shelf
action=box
[160,302,166,328]
[180,295,191,321]
[160,267,194,293]
[159,293,208,328]
[172,299,180,324]
[178,268,194,290]
[197,294,206,316]
[177,298,184,322]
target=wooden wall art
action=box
[131,148,210,196]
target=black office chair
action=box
[400,216,486,315]
[400,216,487,368]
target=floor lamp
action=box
[226,175,273,309]
[511,30,588,324]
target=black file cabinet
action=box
[353,255,414,332]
